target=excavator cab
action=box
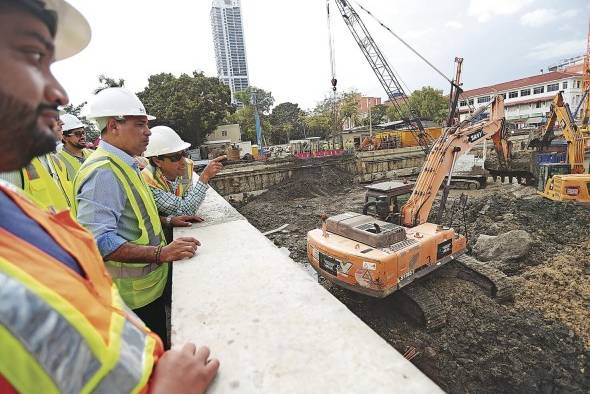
[363,181,414,224]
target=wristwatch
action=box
[165,215,172,226]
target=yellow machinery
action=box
[308,97,513,328]
[537,93,590,203]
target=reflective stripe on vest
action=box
[0,271,101,393]
[74,147,168,309]
[21,156,70,211]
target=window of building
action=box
[562,81,568,89]
[500,93,506,99]
[576,80,581,89]
[468,98,474,105]
[460,100,467,107]
[508,91,518,98]
[521,89,531,97]
[547,83,559,92]
[533,86,544,94]
[535,102,542,109]
[221,130,228,137]
[477,95,491,104]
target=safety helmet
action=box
[85,87,155,121]
[60,113,84,133]
[17,0,92,60]
[144,126,191,157]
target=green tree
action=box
[94,74,125,94]
[270,102,305,144]
[339,91,361,129]
[362,104,388,126]
[386,86,448,125]
[137,71,233,146]
[228,86,274,143]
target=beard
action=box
[0,88,57,171]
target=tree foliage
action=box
[269,102,305,144]
[362,104,388,126]
[386,86,448,125]
[227,86,274,143]
[137,71,233,146]
[94,74,125,94]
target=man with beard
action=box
[0,112,71,210]
[57,113,91,179]
[0,1,219,392]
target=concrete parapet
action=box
[172,189,443,393]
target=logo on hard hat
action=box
[139,108,145,114]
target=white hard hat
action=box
[35,0,92,60]
[60,113,84,132]
[144,126,191,157]
[85,87,155,123]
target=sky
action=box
[53,0,590,112]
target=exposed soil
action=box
[237,169,590,393]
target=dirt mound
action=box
[484,150,531,172]
[259,165,354,201]
[237,181,590,393]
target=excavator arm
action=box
[401,96,505,227]
[537,92,585,174]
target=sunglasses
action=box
[159,150,188,162]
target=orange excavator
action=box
[307,96,513,329]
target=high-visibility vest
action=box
[141,158,194,197]
[73,147,168,309]
[0,182,164,394]
[57,148,92,180]
[21,155,71,211]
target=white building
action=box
[210,0,250,104]
[459,70,584,127]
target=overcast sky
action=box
[53,0,590,111]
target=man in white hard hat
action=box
[57,113,91,179]
[0,1,218,392]
[142,125,224,219]
[74,87,205,350]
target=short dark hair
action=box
[0,0,58,37]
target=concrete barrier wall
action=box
[172,190,442,393]
[210,148,427,198]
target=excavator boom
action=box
[401,96,505,227]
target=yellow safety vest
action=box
[57,148,91,180]
[0,182,163,393]
[21,155,71,211]
[141,158,194,197]
[73,147,168,309]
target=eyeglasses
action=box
[159,150,188,162]
[66,130,85,137]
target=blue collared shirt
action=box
[76,141,141,257]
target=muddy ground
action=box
[237,166,590,393]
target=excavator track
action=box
[453,255,514,303]
[398,284,446,331]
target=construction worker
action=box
[142,125,224,218]
[74,87,204,349]
[57,113,92,179]
[0,113,72,210]
[0,1,218,392]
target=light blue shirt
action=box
[76,141,141,257]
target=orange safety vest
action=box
[0,183,164,393]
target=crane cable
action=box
[351,0,454,86]
[326,0,337,91]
